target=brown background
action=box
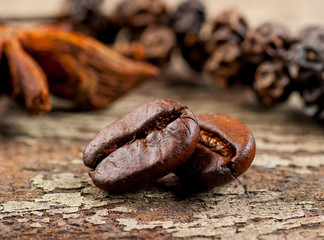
[0,0,323,239]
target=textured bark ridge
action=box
[0,80,323,239]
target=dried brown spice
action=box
[171,0,206,36]
[301,77,324,121]
[242,22,292,86]
[171,0,208,71]
[64,0,120,44]
[0,25,159,113]
[203,9,248,86]
[115,0,167,31]
[288,26,324,120]
[205,9,248,54]
[114,25,176,66]
[0,25,51,115]
[111,0,174,67]
[180,36,209,71]
[288,26,324,85]
[253,61,293,106]
[65,0,104,36]
[204,42,243,87]
[244,22,292,64]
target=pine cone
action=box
[253,61,293,106]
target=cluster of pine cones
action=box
[65,0,324,122]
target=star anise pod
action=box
[0,24,159,114]
[0,25,51,115]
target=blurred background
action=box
[0,0,323,32]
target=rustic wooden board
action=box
[0,77,323,239]
[1,0,324,239]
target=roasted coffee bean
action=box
[83,99,200,192]
[175,113,256,191]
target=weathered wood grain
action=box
[0,77,323,239]
[0,0,324,239]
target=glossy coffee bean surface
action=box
[175,113,256,190]
[83,99,200,192]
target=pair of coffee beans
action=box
[83,99,256,193]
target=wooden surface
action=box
[1,1,324,239]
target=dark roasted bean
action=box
[83,99,200,192]
[175,113,256,191]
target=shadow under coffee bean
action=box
[83,99,256,193]
[83,99,200,192]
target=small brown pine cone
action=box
[205,9,248,54]
[253,61,293,106]
[204,42,243,87]
[243,22,292,64]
